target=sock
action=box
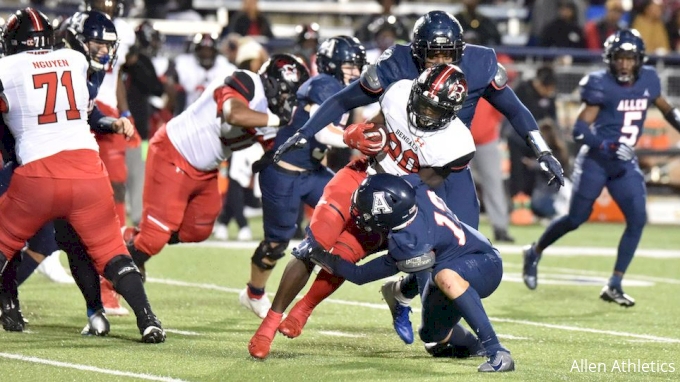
[454,287,504,357]
[115,202,126,228]
[66,247,103,317]
[15,250,39,286]
[113,272,151,318]
[247,283,265,299]
[2,253,20,298]
[608,274,623,290]
[449,323,480,349]
[256,310,283,340]
[299,270,345,311]
[400,273,420,299]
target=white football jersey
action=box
[96,17,135,109]
[174,53,235,107]
[166,70,272,172]
[0,49,97,165]
[374,79,475,175]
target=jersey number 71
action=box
[33,71,80,125]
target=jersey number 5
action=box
[620,111,642,147]
[33,71,80,125]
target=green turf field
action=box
[2,220,679,381]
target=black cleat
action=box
[599,286,635,307]
[493,228,515,243]
[1,293,25,332]
[522,244,541,290]
[138,313,166,343]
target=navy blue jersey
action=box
[580,66,661,146]
[88,70,106,100]
[390,175,495,267]
[274,73,344,169]
[374,44,497,127]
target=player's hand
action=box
[273,132,307,163]
[616,143,635,161]
[309,249,338,275]
[599,139,620,160]
[113,117,135,139]
[343,123,385,156]
[537,153,565,188]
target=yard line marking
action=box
[0,352,189,382]
[146,277,680,344]
[318,330,365,338]
[503,263,680,285]
[497,334,529,340]
[165,329,200,336]
[184,240,680,259]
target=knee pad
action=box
[251,241,288,271]
[111,182,126,203]
[103,255,142,288]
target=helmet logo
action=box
[280,64,300,83]
[448,81,466,103]
[434,36,450,44]
[371,192,393,215]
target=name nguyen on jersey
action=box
[617,99,648,112]
[32,59,71,69]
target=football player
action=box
[0,7,164,343]
[273,11,565,342]
[299,173,514,372]
[122,54,309,281]
[523,29,680,306]
[248,63,477,359]
[238,36,367,319]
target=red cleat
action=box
[248,334,273,359]
[277,302,312,339]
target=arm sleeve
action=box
[297,80,379,139]
[329,254,400,285]
[87,105,112,133]
[483,85,539,137]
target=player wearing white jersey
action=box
[0,7,165,343]
[122,54,309,279]
[175,33,236,108]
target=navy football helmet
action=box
[2,7,54,56]
[83,0,124,18]
[351,173,418,232]
[62,11,118,71]
[411,11,465,71]
[603,29,647,84]
[408,63,467,132]
[259,53,310,121]
[316,35,367,85]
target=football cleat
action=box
[239,288,271,319]
[121,226,140,245]
[101,278,130,316]
[599,285,635,307]
[0,293,25,332]
[248,334,273,360]
[37,252,75,284]
[278,301,312,339]
[81,309,110,336]
[522,244,541,290]
[137,313,166,344]
[478,350,515,372]
[380,280,414,344]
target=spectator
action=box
[235,37,269,72]
[291,23,320,74]
[166,0,202,21]
[584,0,626,51]
[540,0,586,48]
[529,0,588,46]
[355,0,410,44]
[632,0,670,54]
[227,0,274,39]
[455,0,502,46]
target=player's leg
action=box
[523,154,605,290]
[54,219,109,335]
[431,250,513,372]
[599,165,647,307]
[67,177,165,343]
[392,168,481,342]
[15,221,69,285]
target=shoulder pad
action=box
[579,73,606,106]
[359,65,383,94]
[396,251,435,273]
[492,63,508,90]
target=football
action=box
[363,123,389,151]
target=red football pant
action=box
[133,130,222,257]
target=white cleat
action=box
[37,251,75,284]
[237,226,253,241]
[212,223,229,241]
[239,288,270,319]
[81,309,110,336]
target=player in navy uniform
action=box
[273,10,564,343]
[0,11,135,336]
[238,36,367,319]
[297,173,514,372]
[523,29,680,306]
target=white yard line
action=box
[0,352,189,382]
[146,277,680,344]
[164,329,201,336]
